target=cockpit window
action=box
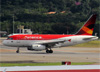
[7,37,13,40]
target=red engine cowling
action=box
[27,44,46,51]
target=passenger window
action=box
[8,37,13,40]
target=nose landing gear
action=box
[16,47,19,53]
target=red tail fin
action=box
[76,14,97,35]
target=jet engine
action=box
[27,44,46,51]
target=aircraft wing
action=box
[35,39,66,47]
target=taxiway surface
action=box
[0,43,100,63]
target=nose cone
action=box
[3,40,8,46]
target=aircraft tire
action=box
[16,51,19,53]
[46,50,49,53]
[49,50,53,53]
[46,50,53,53]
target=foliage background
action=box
[0,0,100,37]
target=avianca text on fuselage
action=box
[24,36,42,40]
[3,14,98,53]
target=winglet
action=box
[76,14,97,35]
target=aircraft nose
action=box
[3,40,7,45]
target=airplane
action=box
[3,14,98,53]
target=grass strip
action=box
[71,40,100,48]
[0,62,94,67]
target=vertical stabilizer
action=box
[76,14,97,35]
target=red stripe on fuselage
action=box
[9,34,76,40]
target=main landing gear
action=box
[16,47,19,53]
[46,48,53,53]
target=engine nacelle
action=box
[27,44,46,51]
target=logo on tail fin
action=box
[76,14,97,35]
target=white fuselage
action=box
[3,35,98,48]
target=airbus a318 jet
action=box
[3,14,98,53]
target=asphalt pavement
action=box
[0,43,100,63]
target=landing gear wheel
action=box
[16,47,19,53]
[16,50,19,53]
[49,50,53,53]
[46,50,49,53]
[46,50,53,53]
